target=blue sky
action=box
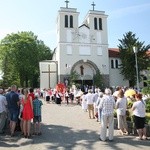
[0,0,149,50]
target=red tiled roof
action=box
[109,48,150,58]
[108,48,119,58]
[146,50,150,57]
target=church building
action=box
[39,1,130,89]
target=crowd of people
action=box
[0,84,149,142]
[41,85,148,141]
[0,85,43,138]
[79,87,148,141]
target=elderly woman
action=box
[99,88,115,141]
[132,93,147,140]
[116,89,128,135]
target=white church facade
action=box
[39,2,130,89]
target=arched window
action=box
[115,59,119,68]
[99,18,102,30]
[65,15,68,27]
[94,17,97,30]
[70,15,73,28]
[111,60,114,68]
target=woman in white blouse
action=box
[132,93,147,140]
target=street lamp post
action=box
[133,46,140,91]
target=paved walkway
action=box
[0,100,150,150]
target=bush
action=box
[127,100,134,109]
[142,87,150,95]
[146,99,150,113]
[114,110,117,118]
[145,115,150,124]
[126,116,132,121]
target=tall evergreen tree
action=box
[118,31,150,87]
[142,67,150,94]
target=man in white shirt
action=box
[0,89,7,134]
[85,89,95,119]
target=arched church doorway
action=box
[70,59,99,90]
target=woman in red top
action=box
[29,88,35,101]
[22,88,33,138]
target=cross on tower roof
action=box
[91,1,96,11]
[65,0,69,8]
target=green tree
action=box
[118,31,150,87]
[93,70,103,88]
[142,67,150,94]
[69,71,80,87]
[0,31,52,88]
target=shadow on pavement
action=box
[32,124,99,149]
[1,123,150,150]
